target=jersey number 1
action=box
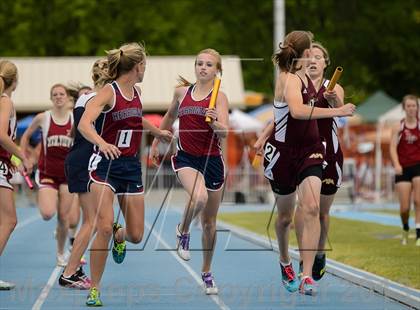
[117,130,133,148]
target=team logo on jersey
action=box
[404,130,418,144]
[309,153,323,159]
[322,178,335,185]
[47,135,73,148]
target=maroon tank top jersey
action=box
[268,75,319,147]
[315,79,342,157]
[0,94,16,164]
[38,111,73,176]
[397,118,420,167]
[177,85,221,156]
[98,81,143,157]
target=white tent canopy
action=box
[378,105,405,124]
[10,56,245,112]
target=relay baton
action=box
[252,154,262,168]
[205,76,222,123]
[11,155,34,190]
[326,66,343,91]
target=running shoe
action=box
[280,262,299,292]
[58,270,90,290]
[176,224,191,261]
[299,276,316,296]
[312,253,326,281]
[57,253,68,267]
[402,230,408,245]
[86,287,102,307]
[201,272,218,295]
[112,223,126,264]
[0,280,15,290]
[76,266,91,285]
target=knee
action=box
[202,218,216,232]
[128,230,143,244]
[414,197,420,208]
[97,222,113,239]
[41,212,55,221]
[302,202,320,219]
[277,213,293,228]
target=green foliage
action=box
[0,0,417,102]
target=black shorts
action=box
[395,163,420,183]
[65,163,89,193]
[89,154,143,195]
[171,150,225,191]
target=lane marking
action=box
[31,266,62,310]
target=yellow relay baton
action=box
[205,75,222,123]
[327,66,343,91]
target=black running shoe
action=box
[59,270,90,289]
[312,254,326,281]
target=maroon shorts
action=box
[263,141,324,195]
[321,149,344,195]
[35,170,67,190]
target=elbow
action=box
[289,108,304,120]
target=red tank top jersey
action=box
[177,85,221,156]
[269,75,319,147]
[397,118,420,167]
[38,111,73,176]
[315,79,341,156]
[98,81,143,157]
[0,94,16,163]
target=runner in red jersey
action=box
[254,31,355,296]
[78,43,171,307]
[21,83,75,267]
[294,42,345,281]
[0,60,33,290]
[390,95,420,246]
[150,48,229,295]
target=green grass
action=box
[218,211,420,289]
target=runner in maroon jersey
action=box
[150,48,229,295]
[21,83,75,267]
[78,42,172,307]
[254,31,355,296]
[390,95,420,246]
[294,42,345,281]
[0,60,33,290]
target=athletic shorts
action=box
[65,163,89,193]
[171,150,225,191]
[0,158,13,190]
[395,163,420,183]
[321,150,344,195]
[89,154,143,195]
[263,142,324,195]
[35,170,67,190]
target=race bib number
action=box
[0,160,9,177]
[264,142,276,162]
[117,130,133,148]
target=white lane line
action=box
[15,214,41,230]
[31,266,62,310]
[145,220,230,310]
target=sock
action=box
[280,260,291,267]
[403,223,409,231]
[416,223,420,239]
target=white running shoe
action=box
[176,224,191,261]
[201,272,218,295]
[0,280,15,290]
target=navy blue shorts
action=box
[65,163,89,193]
[89,154,143,195]
[171,150,225,191]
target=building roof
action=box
[9,56,245,112]
[356,90,399,123]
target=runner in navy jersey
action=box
[254,31,355,296]
[150,48,229,295]
[294,42,345,281]
[0,60,33,290]
[21,83,75,267]
[78,43,172,307]
[390,95,420,246]
[58,58,110,290]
